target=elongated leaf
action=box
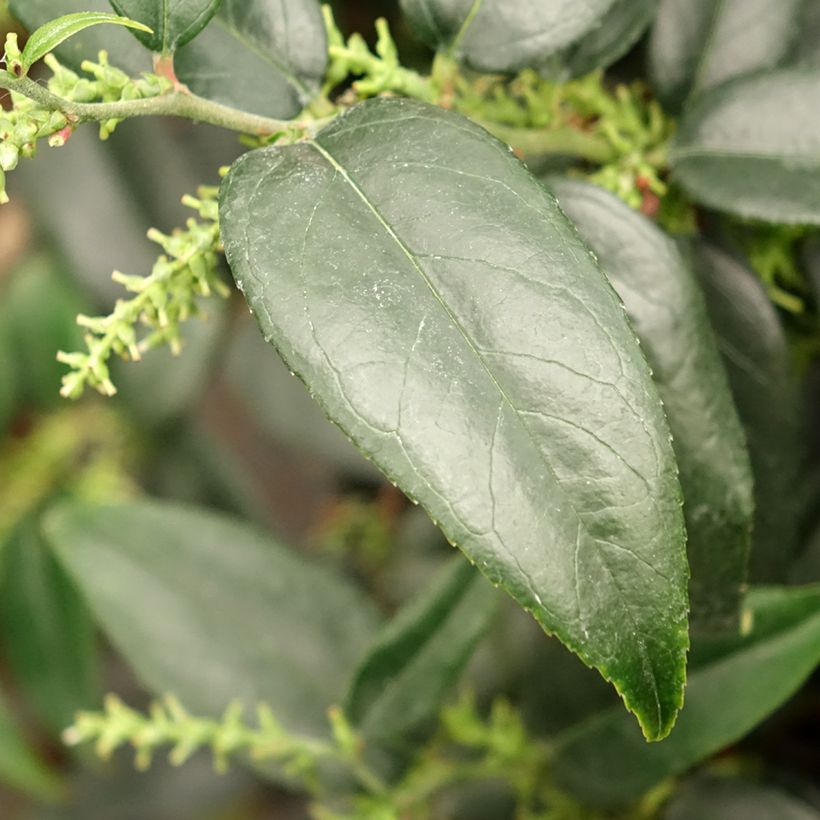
[695,243,802,582]
[109,0,221,53]
[551,179,753,629]
[648,0,804,111]
[20,12,152,71]
[400,0,617,74]
[174,0,326,120]
[9,0,152,75]
[552,584,820,806]
[346,558,498,777]
[670,71,820,224]
[44,500,381,737]
[220,97,689,741]
[0,518,98,733]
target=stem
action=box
[0,74,297,137]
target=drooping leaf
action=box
[9,0,152,75]
[44,500,381,737]
[695,243,802,582]
[220,97,690,741]
[174,0,326,120]
[20,11,152,71]
[399,0,618,74]
[0,518,98,734]
[648,0,804,111]
[346,557,498,777]
[551,179,753,630]
[552,584,820,806]
[109,0,222,53]
[670,71,820,224]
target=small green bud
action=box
[0,142,19,171]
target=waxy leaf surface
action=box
[670,71,820,224]
[45,500,380,737]
[175,0,326,119]
[220,97,689,740]
[552,179,753,629]
[399,0,617,74]
[109,0,221,53]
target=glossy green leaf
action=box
[559,0,658,78]
[346,557,498,777]
[670,71,820,224]
[648,0,804,111]
[695,243,802,582]
[20,11,152,71]
[664,777,820,820]
[174,0,326,120]
[109,0,221,53]
[44,500,381,737]
[399,0,617,74]
[220,97,690,741]
[0,518,98,734]
[9,0,152,75]
[551,179,753,629]
[552,583,820,806]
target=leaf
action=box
[0,518,98,734]
[794,1,820,68]
[648,0,804,111]
[559,0,658,79]
[552,583,820,807]
[174,0,326,120]
[551,179,753,630]
[663,776,820,820]
[695,242,802,582]
[44,500,381,737]
[670,71,820,224]
[109,0,222,53]
[9,0,152,75]
[219,97,690,741]
[399,0,618,74]
[346,557,498,777]
[20,11,152,71]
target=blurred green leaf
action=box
[44,499,381,737]
[671,71,820,224]
[346,557,498,778]
[553,179,753,630]
[552,583,820,807]
[109,0,221,53]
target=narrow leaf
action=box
[670,70,820,224]
[220,97,690,741]
[552,179,753,630]
[346,558,498,778]
[20,11,152,71]
[174,0,326,120]
[44,500,381,737]
[552,584,820,806]
[109,0,221,54]
[399,0,617,74]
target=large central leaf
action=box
[219,98,689,740]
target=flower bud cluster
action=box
[58,182,228,399]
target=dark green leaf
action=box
[794,1,820,68]
[0,518,98,734]
[346,557,498,777]
[670,71,820,224]
[44,500,381,737]
[552,583,820,806]
[9,0,152,75]
[174,0,326,120]
[695,243,802,582]
[20,11,152,71]
[551,179,753,630]
[664,776,820,820]
[399,0,617,74]
[648,0,804,111]
[109,0,221,53]
[220,97,689,741]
